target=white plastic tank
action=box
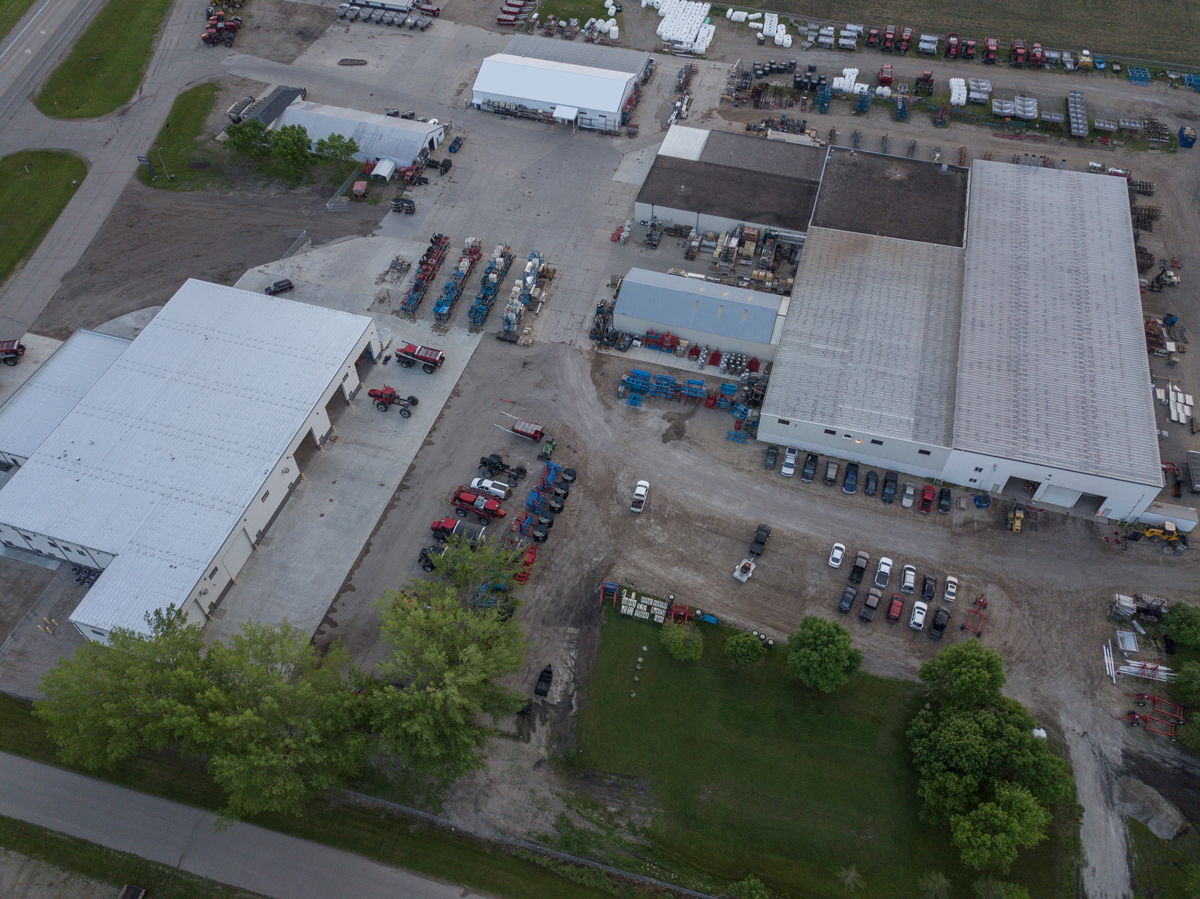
[782,33,791,47]
[773,32,782,45]
[610,23,618,38]
[725,6,731,17]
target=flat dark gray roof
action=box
[699,131,827,181]
[811,149,969,247]
[637,154,820,232]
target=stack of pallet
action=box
[1159,383,1193,424]
[619,589,667,623]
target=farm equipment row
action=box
[499,251,552,343]
[432,239,483,323]
[400,234,450,317]
[469,244,515,330]
[336,1,439,28]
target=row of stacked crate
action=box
[619,588,668,623]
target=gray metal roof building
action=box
[273,101,445,169]
[954,161,1160,486]
[766,227,964,446]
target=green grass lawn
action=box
[568,610,1073,898]
[136,83,226,190]
[0,0,40,44]
[0,151,87,285]
[536,0,610,26]
[0,696,612,899]
[770,0,1196,67]
[34,0,174,119]
[1128,818,1200,897]
[0,815,268,899]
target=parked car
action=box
[470,477,512,500]
[900,564,916,594]
[630,480,649,513]
[801,453,819,483]
[750,524,771,557]
[764,445,779,470]
[265,278,294,295]
[919,485,936,514]
[938,486,952,514]
[781,447,799,478]
[839,585,858,613]
[901,482,915,508]
[828,542,846,568]
[944,576,959,603]
[874,556,893,589]
[921,575,937,602]
[881,471,898,504]
[864,470,879,496]
[910,600,928,631]
[849,550,870,585]
[886,594,905,622]
[860,587,883,622]
[842,462,859,495]
[929,606,951,639]
[824,460,839,486]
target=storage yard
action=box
[1,0,1200,895]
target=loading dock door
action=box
[224,529,255,578]
[1036,484,1082,508]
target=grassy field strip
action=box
[136,83,224,190]
[569,610,1071,898]
[34,0,174,119]
[0,151,87,286]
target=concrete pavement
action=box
[0,752,492,899]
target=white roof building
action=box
[0,280,380,641]
[273,101,445,171]
[471,37,650,130]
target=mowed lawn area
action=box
[772,0,1195,66]
[0,151,86,285]
[34,0,174,118]
[136,83,224,190]
[570,610,1071,898]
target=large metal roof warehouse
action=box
[471,35,651,131]
[756,156,1162,522]
[0,280,381,643]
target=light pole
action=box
[157,147,176,181]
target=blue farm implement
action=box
[400,234,450,317]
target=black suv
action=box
[929,606,950,640]
[881,471,898,504]
[750,524,771,556]
[264,279,294,295]
[838,585,857,613]
[864,470,879,496]
[938,486,952,514]
[801,453,818,483]
[842,462,859,495]
[764,445,779,469]
[921,575,937,602]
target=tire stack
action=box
[719,352,748,376]
[531,468,576,543]
[72,566,97,587]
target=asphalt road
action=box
[0,752,492,899]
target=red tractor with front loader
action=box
[202,14,240,46]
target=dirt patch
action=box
[226,0,334,64]
[1118,775,1188,840]
[0,850,108,899]
[31,180,380,338]
[0,558,55,637]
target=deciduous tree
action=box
[659,621,703,661]
[918,871,951,899]
[1162,602,1200,650]
[918,640,1005,711]
[313,132,359,163]
[725,632,766,668]
[270,123,314,179]
[368,584,526,777]
[35,606,207,769]
[785,616,862,693]
[730,875,770,899]
[224,119,272,159]
[950,782,1051,873]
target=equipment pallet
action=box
[725,431,749,443]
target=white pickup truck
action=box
[630,480,649,513]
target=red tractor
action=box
[878,64,894,86]
[882,24,896,51]
[451,487,506,524]
[865,27,880,48]
[898,26,913,53]
[394,343,445,373]
[367,386,419,416]
[962,38,976,59]
[1009,38,1027,66]
[983,36,999,63]
[915,71,935,95]
[1029,42,1046,66]
[0,340,26,366]
[944,33,960,58]
[202,16,240,46]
